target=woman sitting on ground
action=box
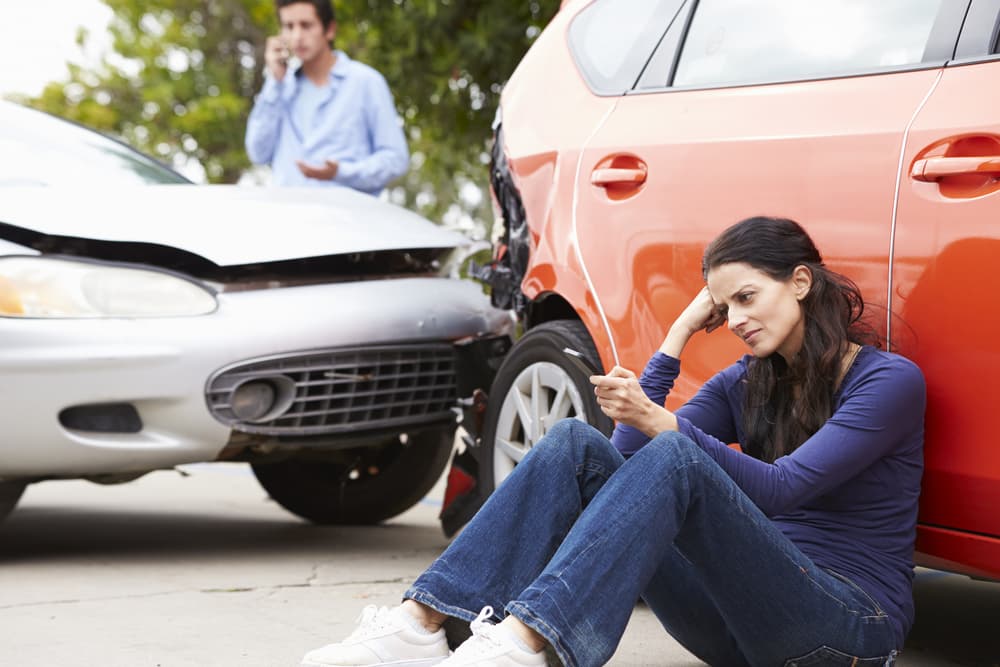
[300,216,925,667]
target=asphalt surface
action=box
[0,462,997,666]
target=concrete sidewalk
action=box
[0,463,995,666]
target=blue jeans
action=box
[405,420,898,667]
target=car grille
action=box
[206,344,458,436]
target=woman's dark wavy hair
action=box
[702,216,878,462]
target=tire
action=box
[479,320,613,498]
[251,427,455,525]
[0,480,26,523]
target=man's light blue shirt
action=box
[245,51,409,196]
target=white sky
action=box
[0,0,112,97]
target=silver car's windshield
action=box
[0,102,190,186]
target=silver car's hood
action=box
[0,185,467,266]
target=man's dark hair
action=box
[276,0,336,28]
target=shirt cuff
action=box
[674,414,696,441]
[649,351,680,372]
[610,423,649,458]
[637,352,680,400]
[259,76,284,103]
[333,160,357,184]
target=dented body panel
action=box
[0,185,468,268]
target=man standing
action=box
[245,0,409,195]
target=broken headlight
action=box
[0,256,217,318]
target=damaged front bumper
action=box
[0,276,513,479]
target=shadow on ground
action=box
[0,504,446,564]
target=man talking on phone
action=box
[245,0,409,195]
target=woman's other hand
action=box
[660,286,726,357]
[593,366,677,437]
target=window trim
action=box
[923,0,971,61]
[635,0,695,90]
[952,0,1000,60]
[566,0,686,97]
[632,0,970,95]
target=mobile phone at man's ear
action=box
[563,347,599,376]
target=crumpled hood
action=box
[0,185,468,266]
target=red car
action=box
[465,0,1000,580]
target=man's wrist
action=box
[324,159,340,180]
[333,160,355,183]
[259,75,285,102]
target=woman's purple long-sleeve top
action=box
[611,347,925,646]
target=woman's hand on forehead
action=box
[659,286,726,358]
[684,286,727,334]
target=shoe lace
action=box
[345,604,394,642]
[451,606,503,659]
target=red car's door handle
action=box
[912,156,1000,181]
[591,167,647,186]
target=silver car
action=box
[0,101,513,526]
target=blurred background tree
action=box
[24,0,560,237]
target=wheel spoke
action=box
[548,381,576,423]
[496,436,527,464]
[539,394,559,433]
[529,365,545,446]
[512,386,535,447]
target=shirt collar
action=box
[329,50,351,81]
[283,50,348,100]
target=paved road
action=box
[0,463,997,666]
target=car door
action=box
[891,0,1000,574]
[570,0,966,411]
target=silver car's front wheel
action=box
[251,426,455,525]
[479,320,612,496]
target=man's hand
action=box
[296,159,339,181]
[265,36,290,81]
[592,366,677,436]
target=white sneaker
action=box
[438,607,547,666]
[300,604,450,667]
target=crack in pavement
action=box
[0,577,414,610]
[268,576,411,591]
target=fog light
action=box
[231,381,277,421]
[229,377,296,423]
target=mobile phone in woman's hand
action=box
[563,347,598,376]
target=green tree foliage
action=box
[23,0,560,235]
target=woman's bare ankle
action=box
[401,599,447,632]
[499,615,547,653]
